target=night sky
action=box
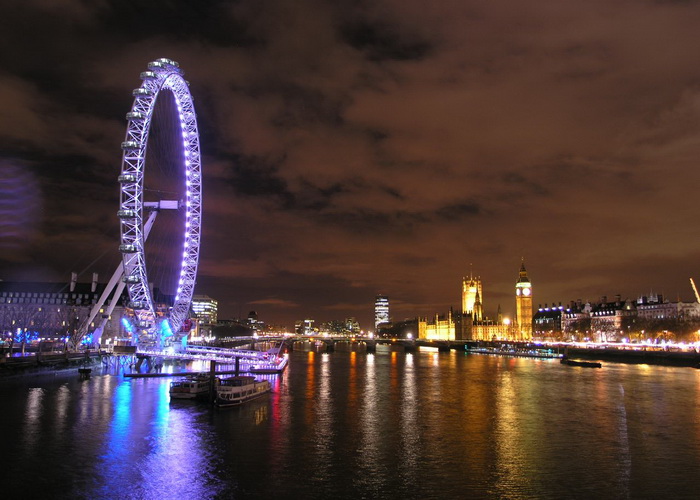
[2,1,700,330]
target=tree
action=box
[1,304,41,353]
[564,317,591,341]
[56,306,89,351]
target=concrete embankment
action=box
[0,351,103,375]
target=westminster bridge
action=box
[222,336,480,353]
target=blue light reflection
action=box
[94,379,225,498]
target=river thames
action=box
[2,346,700,499]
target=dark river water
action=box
[2,347,700,499]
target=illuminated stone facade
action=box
[589,296,636,341]
[462,275,483,322]
[417,310,472,340]
[515,261,533,340]
[417,310,517,341]
[471,322,515,341]
[419,263,534,341]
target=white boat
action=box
[169,374,213,400]
[215,375,271,408]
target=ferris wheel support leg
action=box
[70,263,125,351]
[71,211,157,351]
[93,279,128,348]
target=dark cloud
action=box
[340,19,433,62]
[435,201,481,221]
[263,84,348,129]
[318,208,424,235]
[101,1,260,48]
[224,154,291,200]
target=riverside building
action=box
[192,295,218,325]
[0,273,188,346]
[0,274,131,343]
[538,293,700,342]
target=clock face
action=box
[523,287,531,296]
[516,288,521,296]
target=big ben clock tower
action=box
[515,260,533,340]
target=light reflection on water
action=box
[4,351,700,499]
[96,380,133,497]
[310,353,333,489]
[357,352,381,494]
[494,363,530,498]
[399,354,419,480]
[22,387,44,453]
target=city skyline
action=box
[2,1,700,329]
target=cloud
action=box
[198,258,275,280]
[248,298,299,308]
[0,162,42,254]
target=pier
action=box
[1,342,288,376]
[103,344,288,375]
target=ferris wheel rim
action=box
[118,58,202,335]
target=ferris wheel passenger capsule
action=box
[119,244,137,253]
[118,174,137,183]
[156,58,179,68]
[126,111,145,121]
[117,209,137,219]
[148,61,165,70]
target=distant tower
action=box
[515,260,533,339]
[462,272,483,322]
[374,295,390,330]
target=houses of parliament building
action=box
[417,262,533,342]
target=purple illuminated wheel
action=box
[118,58,202,337]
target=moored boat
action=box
[467,347,562,359]
[560,357,602,368]
[169,374,214,400]
[215,375,271,408]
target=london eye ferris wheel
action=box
[117,58,202,340]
